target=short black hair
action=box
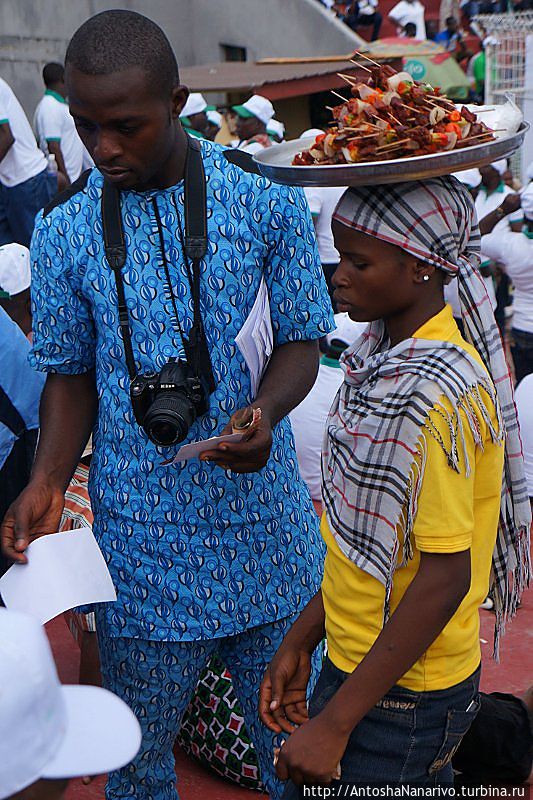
[65,10,180,97]
[43,62,64,87]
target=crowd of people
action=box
[0,7,532,800]
[317,0,529,105]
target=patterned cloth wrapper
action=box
[177,656,263,790]
[60,463,96,640]
[325,177,531,654]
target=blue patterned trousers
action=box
[97,612,322,800]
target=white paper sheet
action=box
[235,277,273,397]
[0,527,117,624]
[162,432,244,465]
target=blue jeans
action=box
[0,168,55,247]
[97,611,323,800]
[283,658,480,796]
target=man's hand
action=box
[1,481,65,564]
[259,643,314,734]
[200,405,273,472]
[275,714,348,785]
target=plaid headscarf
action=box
[323,176,531,652]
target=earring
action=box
[423,275,430,282]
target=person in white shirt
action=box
[344,0,383,41]
[232,95,275,156]
[204,108,222,142]
[301,130,347,310]
[479,186,533,386]
[267,118,285,144]
[179,93,209,140]
[33,63,87,186]
[514,375,533,501]
[444,169,482,326]
[475,159,523,312]
[290,313,367,501]
[0,77,52,247]
[388,0,427,39]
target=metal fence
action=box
[472,12,533,173]
[472,11,533,105]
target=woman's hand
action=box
[259,643,314,734]
[275,714,348,785]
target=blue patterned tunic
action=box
[30,140,334,641]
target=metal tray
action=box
[253,122,529,187]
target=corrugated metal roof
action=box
[180,59,364,94]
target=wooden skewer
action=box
[353,51,381,67]
[375,138,412,151]
[385,111,402,126]
[342,121,382,130]
[427,97,455,109]
[459,133,494,143]
[326,106,336,112]
[331,90,348,103]
[338,127,378,133]
[374,145,407,156]
[349,58,372,72]
[344,133,382,141]
[337,72,357,84]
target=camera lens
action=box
[143,394,196,446]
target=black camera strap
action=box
[101,136,215,391]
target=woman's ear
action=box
[412,260,437,284]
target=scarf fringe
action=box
[492,523,532,660]
[382,380,526,650]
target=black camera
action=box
[130,359,209,447]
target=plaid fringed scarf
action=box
[323,177,531,654]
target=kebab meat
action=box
[293,63,495,166]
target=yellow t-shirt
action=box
[321,304,504,691]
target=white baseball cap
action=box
[326,312,367,348]
[0,243,30,297]
[267,119,285,139]
[0,609,142,799]
[207,109,222,128]
[491,159,508,176]
[180,93,207,119]
[232,95,275,126]
[452,168,482,188]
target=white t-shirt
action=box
[290,313,367,500]
[0,77,47,187]
[475,184,523,312]
[514,374,533,496]
[475,184,522,224]
[480,228,533,333]
[33,91,85,182]
[290,361,345,500]
[304,186,347,265]
[389,0,426,39]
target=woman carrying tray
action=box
[259,176,531,789]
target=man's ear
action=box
[171,86,189,120]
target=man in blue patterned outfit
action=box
[0,11,333,800]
